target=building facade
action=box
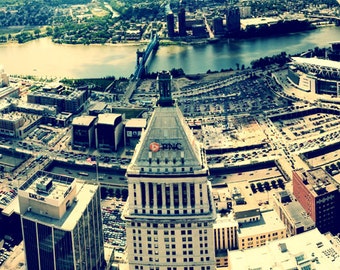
[72,115,97,150]
[293,168,339,234]
[213,216,238,268]
[236,209,286,250]
[167,12,175,37]
[178,8,187,37]
[287,57,340,97]
[124,118,147,148]
[122,71,216,270]
[18,171,105,270]
[225,6,240,34]
[96,113,123,152]
[273,190,315,236]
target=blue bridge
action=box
[133,33,159,80]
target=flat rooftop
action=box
[21,179,99,231]
[229,228,340,270]
[19,171,99,231]
[72,115,96,126]
[125,118,147,128]
[295,168,338,197]
[238,209,286,238]
[274,191,315,230]
[97,113,121,126]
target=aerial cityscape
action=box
[0,0,340,269]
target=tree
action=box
[100,187,108,199]
[34,28,41,38]
[122,189,128,201]
[115,188,121,198]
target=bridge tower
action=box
[136,49,145,66]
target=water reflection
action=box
[0,27,338,78]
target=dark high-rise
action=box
[167,12,175,38]
[225,6,240,34]
[178,8,186,37]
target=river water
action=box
[0,26,339,79]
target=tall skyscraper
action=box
[167,12,175,38]
[225,6,240,34]
[122,71,216,270]
[178,8,187,37]
[213,17,225,36]
[292,168,339,234]
[18,171,105,270]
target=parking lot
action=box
[101,198,126,252]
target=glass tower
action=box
[18,171,105,270]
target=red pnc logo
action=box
[149,142,160,152]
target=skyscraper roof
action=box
[127,71,207,177]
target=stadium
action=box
[287,56,340,97]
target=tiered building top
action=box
[127,71,207,177]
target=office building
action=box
[166,12,175,37]
[273,190,315,236]
[122,71,216,270]
[225,6,240,34]
[293,168,339,234]
[178,8,187,37]
[96,113,123,152]
[213,17,224,36]
[236,208,286,250]
[27,88,89,113]
[72,115,97,150]
[18,171,105,270]
[124,118,147,148]
[213,215,238,268]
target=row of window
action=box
[133,256,211,263]
[132,229,206,236]
[130,222,209,228]
[134,266,212,270]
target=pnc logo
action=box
[149,142,183,152]
[149,142,161,152]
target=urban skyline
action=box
[0,1,340,269]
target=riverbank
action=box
[0,26,338,79]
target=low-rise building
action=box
[293,168,339,234]
[213,215,238,268]
[96,113,123,152]
[237,208,286,250]
[124,118,147,148]
[72,115,97,150]
[273,190,315,236]
[228,228,340,270]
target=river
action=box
[0,26,339,79]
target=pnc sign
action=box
[149,141,182,152]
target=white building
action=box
[122,71,216,270]
[228,228,340,270]
[18,171,105,270]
